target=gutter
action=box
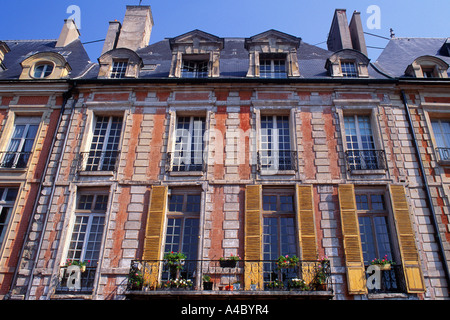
[400,90,450,291]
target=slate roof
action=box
[374,37,450,78]
[82,35,390,80]
[0,39,93,80]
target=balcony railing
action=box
[436,147,450,162]
[55,266,97,294]
[126,259,332,293]
[365,264,406,294]
[0,151,31,169]
[165,152,206,172]
[345,150,387,172]
[257,150,298,172]
[78,150,120,172]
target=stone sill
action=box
[169,171,204,177]
[368,293,409,299]
[259,170,296,176]
[78,170,115,176]
[349,169,386,175]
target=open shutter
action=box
[338,184,367,294]
[389,185,425,293]
[142,186,167,288]
[244,185,263,290]
[296,184,318,261]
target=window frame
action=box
[181,59,209,78]
[341,61,358,78]
[33,62,55,79]
[110,60,128,79]
[0,187,19,247]
[259,57,287,79]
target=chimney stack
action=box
[327,9,367,55]
[349,11,368,56]
[56,19,80,47]
[115,5,154,51]
[101,20,122,55]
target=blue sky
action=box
[0,0,449,61]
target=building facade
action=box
[1,6,449,300]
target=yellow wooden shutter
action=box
[142,186,167,288]
[389,185,425,293]
[338,184,367,294]
[296,184,318,261]
[244,185,263,290]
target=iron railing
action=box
[165,152,206,172]
[127,259,331,293]
[257,150,298,172]
[78,150,120,172]
[365,264,406,294]
[55,266,97,294]
[436,147,450,162]
[345,150,387,172]
[0,151,31,169]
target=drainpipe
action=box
[401,89,450,291]
[7,84,77,300]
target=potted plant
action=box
[233,281,241,291]
[266,280,284,290]
[313,255,330,290]
[275,255,299,269]
[127,268,144,290]
[288,278,310,291]
[219,254,240,268]
[370,255,394,270]
[164,252,186,269]
[65,259,89,272]
[203,275,213,290]
[250,281,258,291]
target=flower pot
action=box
[233,283,240,291]
[378,263,391,271]
[203,282,213,290]
[250,284,257,291]
[220,260,237,268]
[316,283,327,291]
[225,285,233,291]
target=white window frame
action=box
[181,60,209,78]
[341,61,358,78]
[110,60,128,79]
[0,187,18,247]
[33,62,54,78]
[260,59,287,79]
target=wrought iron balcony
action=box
[55,266,97,294]
[126,259,332,294]
[0,151,31,169]
[165,152,206,172]
[436,147,450,162]
[345,149,387,172]
[257,150,298,172]
[78,150,120,172]
[365,264,406,294]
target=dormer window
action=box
[110,60,128,79]
[181,56,208,78]
[168,30,224,78]
[259,54,287,79]
[326,49,370,78]
[405,55,449,78]
[341,61,358,78]
[245,30,301,78]
[19,52,71,80]
[33,62,54,79]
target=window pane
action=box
[359,216,376,264]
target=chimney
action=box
[116,5,153,51]
[56,19,80,47]
[349,11,368,56]
[327,9,352,52]
[101,20,122,55]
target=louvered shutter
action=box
[142,186,167,288]
[244,185,263,290]
[338,184,367,294]
[296,184,318,260]
[389,185,425,293]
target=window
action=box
[260,58,287,79]
[163,190,200,280]
[1,116,40,169]
[171,116,205,172]
[262,189,297,285]
[181,60,208,78]
[341,61,358,78]
[84,116,122,171]
[431,119,450,161]
[344,115,385,171]
[422,67,436,78]
[259,115,294,172]
[0,187,19,247]
[356,191,394,265]
[110,60,128,79]
[62,190,108,292]
[33,63,54,78]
